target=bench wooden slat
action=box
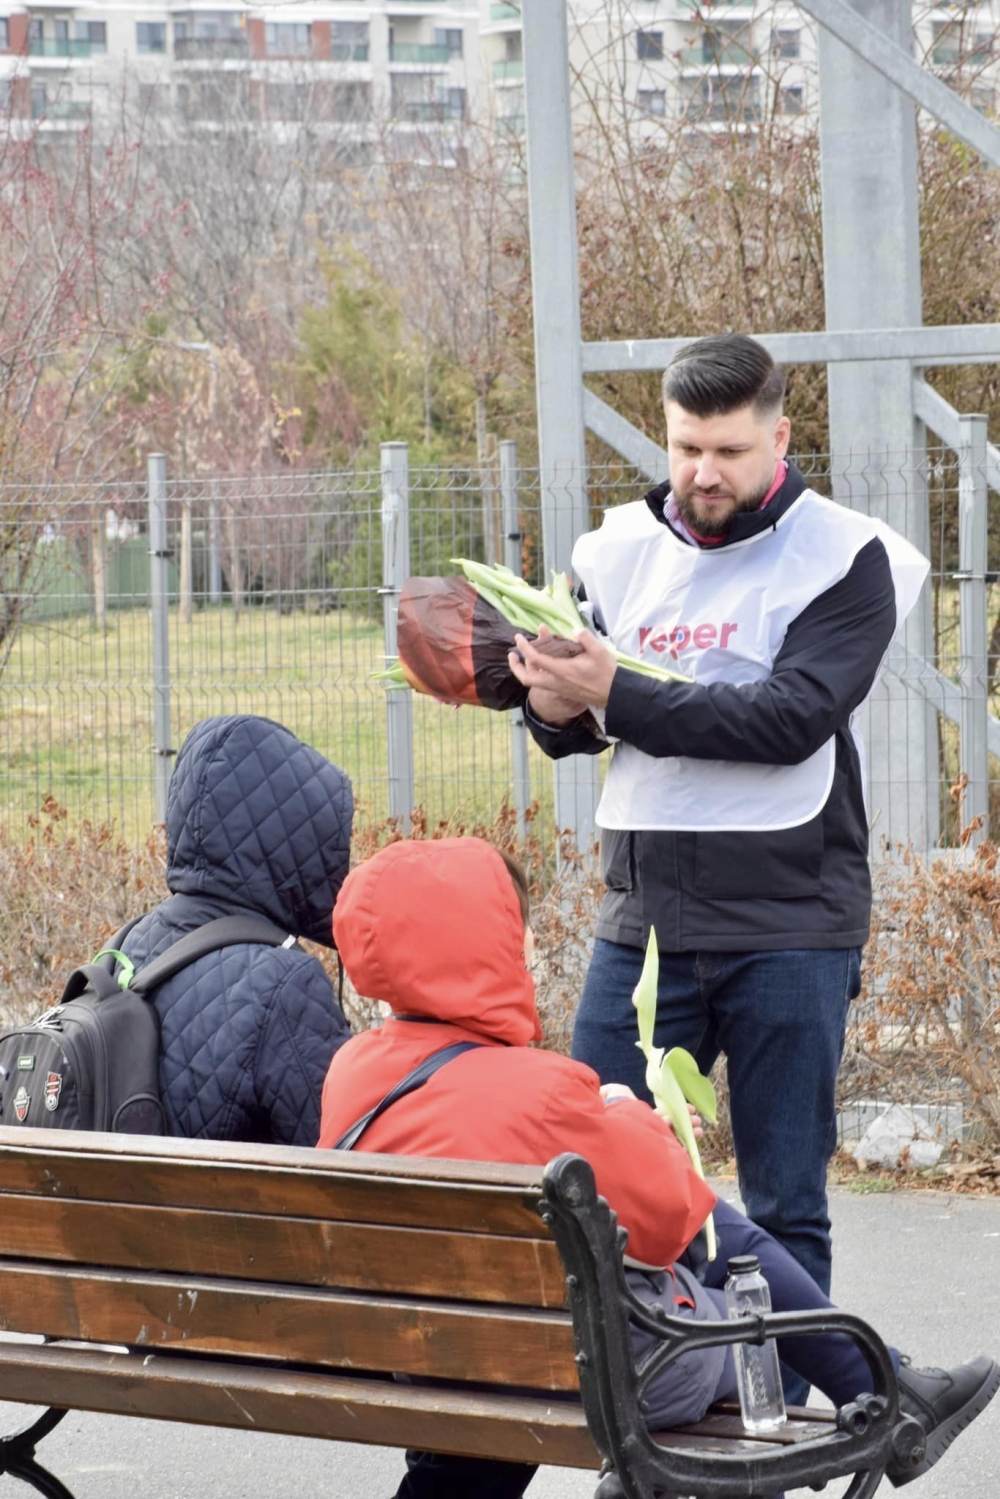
[0,1133,546,1237]
[665,1407,838,1446]
[0,1342,600,1469]
[0,1195,567,1308]
[0,1262,580,1390]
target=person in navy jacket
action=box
[117,714,353,1144]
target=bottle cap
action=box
[726,1254,761,1276]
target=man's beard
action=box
[673,473,775,538]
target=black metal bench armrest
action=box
[541,1153,925,1499]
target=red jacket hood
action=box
[332,837,542,1045]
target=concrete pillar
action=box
[819,0,937,851]
[523,0,599,852]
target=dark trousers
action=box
[394,1200,897,1499]
[574,940,861,1406]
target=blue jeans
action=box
[575,940,860,1407]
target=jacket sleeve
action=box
[540,1064,715,1268]
[524,702,610,760]
[604,538,896,765]
[255,953,352,1147]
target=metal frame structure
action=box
[522,0,1000,852]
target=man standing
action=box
[509,334,928,1341]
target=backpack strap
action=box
[333,1041,484,1151]
[128,915,295,996]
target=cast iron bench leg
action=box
[0,1408,75,1499]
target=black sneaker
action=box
[887,1354,1000,1488]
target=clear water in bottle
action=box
[724,1254,787,1435]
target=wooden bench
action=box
[0,1127,924,1499]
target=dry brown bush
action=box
[4,800,997,1167]
[0,797,168,1025]
[0,800,601,1053]
[843,836,1000,1154]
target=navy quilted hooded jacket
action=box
[119,715,354,1145]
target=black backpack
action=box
[0,914,295,1135]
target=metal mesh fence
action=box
[2,443,998,1140]
[3,444,996,846]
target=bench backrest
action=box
[0,1127,578,1393]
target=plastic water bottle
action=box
[724,1254,787,1434]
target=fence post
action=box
[381,442,415,831]
[208,480,223,605]
[148,454,174,824]
[957,414,989,844]
[500,440,531,844]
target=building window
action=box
[74,21,107,53]
[446,85,465,118]
[324,79,371,121]
[0,18,8,50]
[174,13,247,61]
[772,29,800,60]
[28,17,42,44]
[332,20,368,60]
[265,22,310,56]
[435,27,463,57]
[780,84,804,114]
[637,88,666,116]
[137,22,166,53]
[636,29,663,61]
[267,80,307,118]
[137,80,168,112]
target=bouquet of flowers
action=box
[373,559,689,709]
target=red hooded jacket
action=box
[318,837,714,1269]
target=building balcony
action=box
[389,42,450,64]
[174,35,248,62]
[32,96,91,120]
[684,97,761,125]
[497,110,524,134]
[491,3,521,18]
[393,98,462,123]
[28,37,99,59]
[679,43,759,69]
[492,58,523,82]
[931,41,993,67]
[331,43,369,62]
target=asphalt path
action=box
[3,1184,998,1498]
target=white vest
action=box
[573,490,929,833]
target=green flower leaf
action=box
[665,1047,718,1127]
[631,926,716,1261]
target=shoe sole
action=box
[889,1361,1000,1489]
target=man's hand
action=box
[509,625,618,710]
[510,625,590,725]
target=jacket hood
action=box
[166,715,354,947]
[333,837,541,1045]
[644,461,809,546]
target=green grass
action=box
[1,605,557,844]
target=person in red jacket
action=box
[318,837,998,1499]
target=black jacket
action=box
[527,466,896,951]
[119,715,353,1143]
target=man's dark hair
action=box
[662,334,786,418]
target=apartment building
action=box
[477,0,998,141]
[0,1,996,139]
[0,0,480,138]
